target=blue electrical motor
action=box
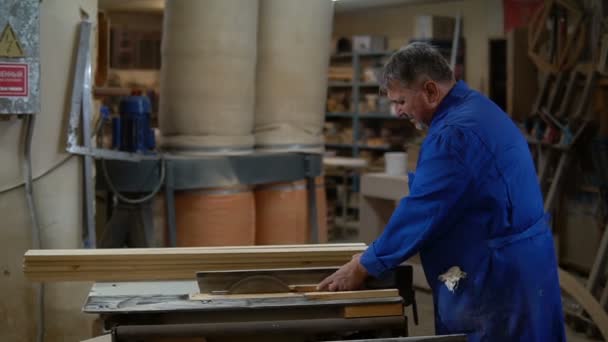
[112,95,156,153]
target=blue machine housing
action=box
[112,96,155,153]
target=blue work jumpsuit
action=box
[360,81,565,341]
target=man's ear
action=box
[423,81,440,104]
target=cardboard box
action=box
[352,35,387,52]
[414,16,456,40]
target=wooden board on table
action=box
[307,289,398,301]
[81,334,111,342]
[189,289,400,302]
[289,284,318,292]
[342,303,404,318]
[25,243,366,260]
[23,243,366,282]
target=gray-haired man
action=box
[319,42,565,341]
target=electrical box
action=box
[0,0,39,115]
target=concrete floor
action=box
[405,289,434,336]
[405,289,602,341]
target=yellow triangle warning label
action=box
[0,24,24,58]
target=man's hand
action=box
[317,253,368,291]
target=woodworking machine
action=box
[83,265,468,341]
[83,265,427,341]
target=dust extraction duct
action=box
[159,0,259,154]
[254,0,334,153]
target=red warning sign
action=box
[0,63,28,97]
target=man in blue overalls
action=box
[318,42,566,341]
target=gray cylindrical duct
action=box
[159,0,259,155]
[254,0,333,153]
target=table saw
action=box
[24,244,465,341]
[82,265,449,341]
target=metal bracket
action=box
[65,21,96,247]
[67,146,160,162]
[66,21,90,151]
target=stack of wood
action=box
[527,0,586,73]
[339,127,354,143]
[326,91,350,113]
[521,3,608,339]
[23,243,366,282]
[328,66,354,82]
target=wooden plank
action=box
[81,335,111,342]
[289,284,318,292]
[24,249,363,259]
[26,271,196,282]
[24,260,355,269]
[559,268,608,341]
[24,255,356,265]
[342,303,403,318]
[529,0,553,49]
[189,289,400,302]
[25,243,365,258]
[24,264,343,282]
[23,244,366,282]
[527,0,585,73]
[306,289,398,301]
